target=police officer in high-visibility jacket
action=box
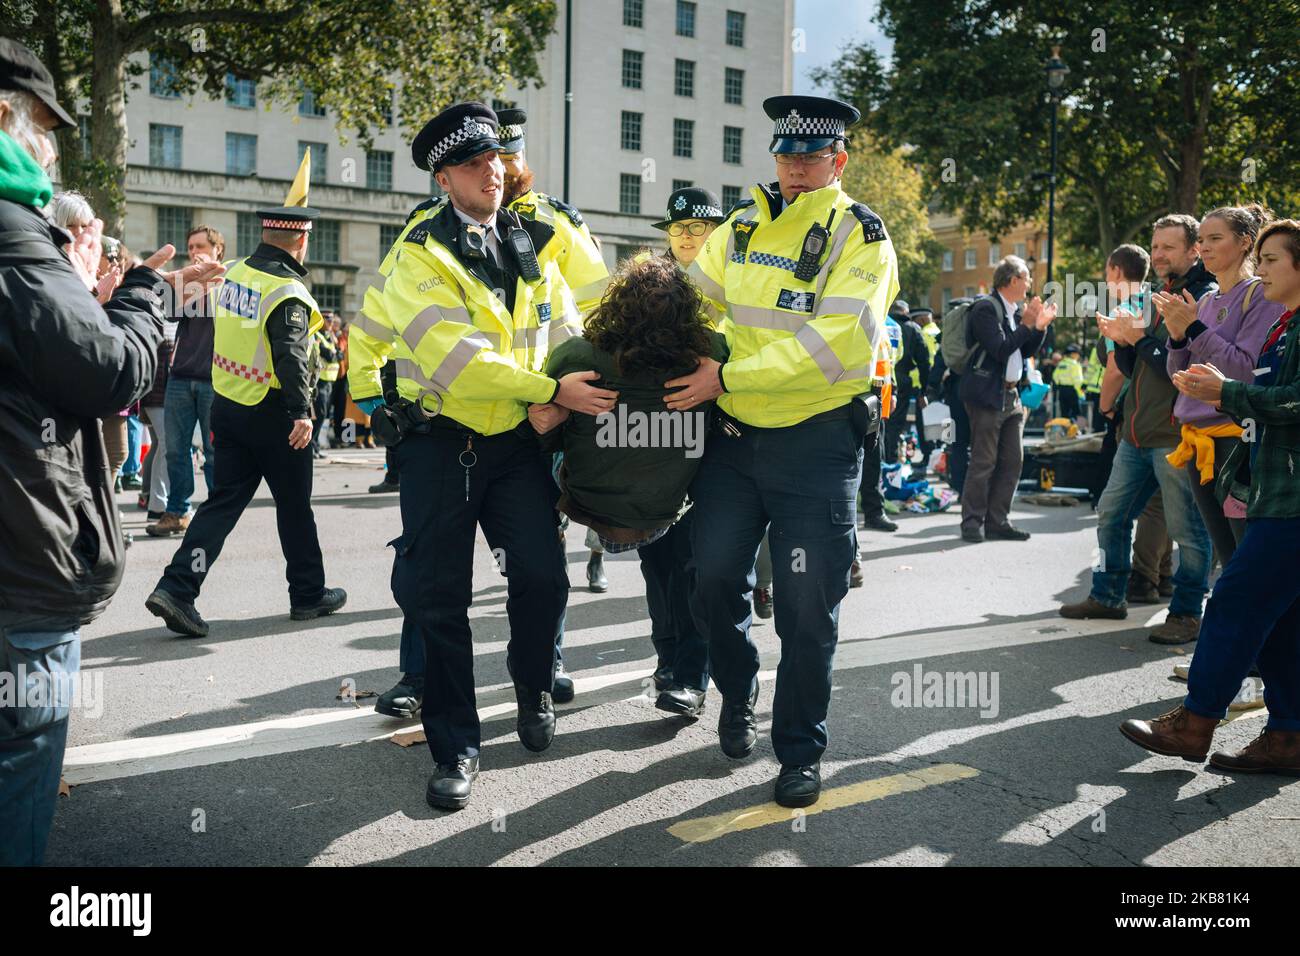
[346,103,617,811]
[310,322,342,458]
[145,203,347,637]
[664,95,900,808]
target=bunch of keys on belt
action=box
[459,435,477,501]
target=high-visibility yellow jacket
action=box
[1055,355,1085,398]
[313,330,340,382]
[1083,346,1104,393]
[915,322,940,388]
[687,180,899,427]
[211,258,323,405]
[346,202,580,435]
[508,189,609,316]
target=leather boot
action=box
[1119,705,1218,761]
[1210,729,1300,776]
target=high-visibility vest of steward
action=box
[347,201,582,436]
[211,258,323,405]
[1083,345,1104,393]
[509,189,609,316]
[314,330,340,382]
[687,180,899,428]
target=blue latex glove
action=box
[356,397,384,415]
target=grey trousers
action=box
[961,389,1024,532]
[1132,493,1173,587]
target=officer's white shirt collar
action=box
[998,290,1025,384]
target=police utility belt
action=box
[713,390,882,446]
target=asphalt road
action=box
[44,449,1299,866]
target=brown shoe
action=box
[146,512,190,537]
[1149,613,1200,645]
[1059,596,1127,620]
[849,558,864,589]
[1119,705,1218,761]
[1210,729,1300,776]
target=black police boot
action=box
[586,551,608,593]
[656,683,707,719]
[368,478,399,494]
[863,513,898,532]
[375,673,424,719]
[651,664,674,693]
[718,678,760,759]
[515,683,556,752]
[145,588,209,638]
[774,762,821,808]
[552,663,575,704]
[426,756,480,811]
[290,586,348,621]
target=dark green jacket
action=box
[1216,317,1300,519]
[543,332,728,532]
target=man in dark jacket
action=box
[884,298,931,467]
[958,256,1054,542]
[0,39,220,865]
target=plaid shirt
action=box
[1216,315,1300,518]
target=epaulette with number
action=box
[849,202,888,244]
[541,193,584,228]
[404,221,433,245]
[725,197,756,220]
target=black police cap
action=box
[412,102,501,173]
[0,37,75,129]
[652,187,725,231]
[257,205,320,231]
[496,108,527,154]
[763,94,860,154]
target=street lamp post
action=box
[1045,46,1069,350]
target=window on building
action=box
[621,49,643,89]
[623,0,643,27]
[379,223,402,263]
[942,287,952,309]
[965,285,977,298]
[366,150,393,191]
[297,141,328,183]
[379,92,393,126]
[964,248,976,270]
[726,9,746,46]
[724,67,744,105]
[225,133,257,176]
[620,110,642,151]
[77,115,92,160]
[149,55,181,98]
[149,124,182,168]
[988,242,1000,266]
[722,126,742,165]
[225,73,256,109]
[673,118,694,159]
[313,219,340,263]
[313,284,343,312]
[156,206,191,255]
[1014,241,1027,259]
[721,184,742,211]
[619,174,641,215]
[672,178,693,192]
[942,249,954,272]
[298,86,326,117]
[674,58,694,97]
[1041,238,1049,261]
[236,212,260,256]
[676,0,696,37]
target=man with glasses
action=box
[665,95,900,808]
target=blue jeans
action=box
[121,414,144,477]
[690,415,862,767]
[1185,518,1300,730]
[163,377,215,516]
[1091,439,1211,617]
[0,625,79,866]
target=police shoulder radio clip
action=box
[793,210,836,283]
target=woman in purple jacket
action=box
[1156,204,1286,561]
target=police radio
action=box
[793,210,836,282]
[504,212,541,281]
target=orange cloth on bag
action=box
[1166,422,1244,485]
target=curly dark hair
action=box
[584,255,714,380]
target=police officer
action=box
[885,298,931,467]
[858,307,902,536]
[311,317,342,457]
[145,204,347,636]
[665,95,899,807]
[347,103,616,810]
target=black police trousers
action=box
[158,393,325,606]
[391,426,568,765]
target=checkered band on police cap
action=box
[692,203,722,218]
[499,124,524,142]
[771,109,846,138]
[427,115,497,170]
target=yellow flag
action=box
[285,150,311,206]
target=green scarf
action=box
[0,128,54,208]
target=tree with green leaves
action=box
[815,0,1300,273]
[1,0,557,236]
[840,132,944,305]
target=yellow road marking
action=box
[667,763,980,844]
